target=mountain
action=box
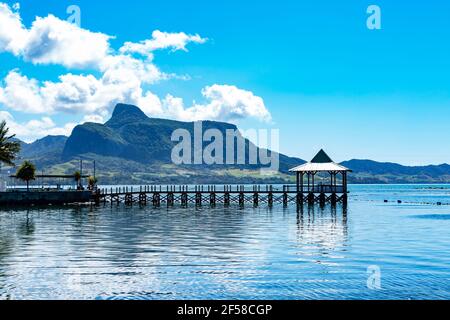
[9,103,303,184]
[18,135,67,168]
[21,135,67,157]
[342,159,450,184]
[62,103,304,173]
[12,103,450,184]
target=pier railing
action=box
[95,184,348,206]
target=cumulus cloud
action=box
[0,71,270,124]
[0,2,27,55]
[0,70,151,117]
[0,71,47,113]
[0,111,76,143]
[120,30,207,58]
[0,3,174,81]
[0,2,272,142]
[22,15,111,69]
[0,4,205,71]
[161,85,271,122]
[0,3,111,68]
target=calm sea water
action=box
[0,184,449,300]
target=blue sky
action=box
[0,0,449,165]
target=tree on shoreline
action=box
[88,176,98,190]
[74,171,82,189]
[16,161,36,192]
[0,120,21,167]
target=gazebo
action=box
[289,149,351,204]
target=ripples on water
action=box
[0,185,450,300]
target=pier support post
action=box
[253,192,259,207]
[331,193,337,205]
[283,192,288,207]
[181,192,188,206]
[153,193,161,207]
[210,192,216,206]
[319,192,326,205]
[125,193,133,205]
[224,192,230,206]
[308,192,314,205]
[342,193,348,206]
[196,192,202,206]
[239,192,244,206]
[139,192,147,205]
[167,192,174,207]
[297,193,304,205]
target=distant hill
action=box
[18,135,67,168]
[63,103,304,172]
[342,159,450,184]
[14,104,304,184]
[12,103,450,184]
[21,135,67,157]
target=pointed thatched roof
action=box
[311,149,333,163]
[289,149,351,172]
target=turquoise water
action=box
[0,184,449,300]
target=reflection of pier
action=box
[296,204,349,249]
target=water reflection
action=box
[17,211,35,240]
[295,204,348,264]
[0,190,450,300]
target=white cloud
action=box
[22,15,112,69]
[0,70,47,113]
[0,3,272,142]
[0,3,27,55]
[0,4,202,75]
[0,4,111,68]
[120,30,207,58]
[0,70,271,126]
[0,2,198,119]
[0,70,147,117]
[136,91,163,116]
[100,54,167,85]
[0,111,76,142]
[161,85,271,122]
[82,114,104,124]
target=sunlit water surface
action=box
[0,184,449,300]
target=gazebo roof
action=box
[289,149,351,172]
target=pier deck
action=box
[96,185,348,207]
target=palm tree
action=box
[16,161,36,192]
[0,120,21,166]
[88,176,98,190]
[74,171,82,189]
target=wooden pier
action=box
[94,150,351,208]
[95,184,348,207]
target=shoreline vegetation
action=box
[8,154,448,186]
[1,104,449,186]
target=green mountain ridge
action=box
[12,103,450,184]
